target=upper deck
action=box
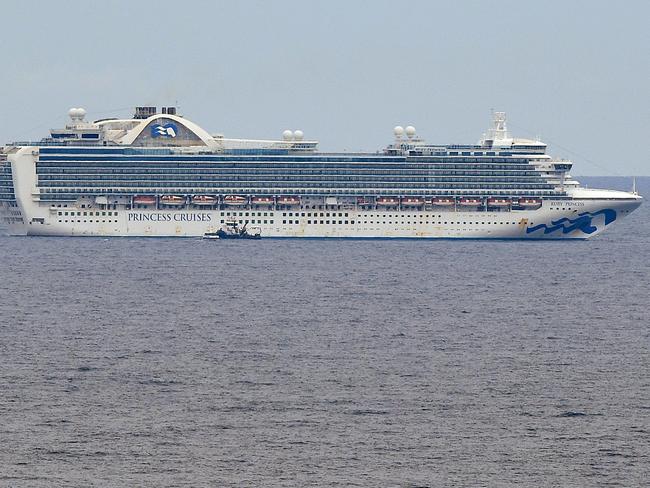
[3,108,577,202]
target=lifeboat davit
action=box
[376,197,399,206]
[191,195,218,205]
[357,197,372,205]
[251,196,275,206]
[458,197,484,206]
[431,197,455,206]
[224,195,248,206]
[159,195,186,206]
[133,195,157,205]
[487,197,511,207]
[277,196,300,206]
[517,197,542,207]
[401,197,425,206]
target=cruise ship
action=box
[0,107,642,239]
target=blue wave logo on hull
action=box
[526,209,616,235]
[151,123,178,138]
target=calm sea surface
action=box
[1,177,649,487]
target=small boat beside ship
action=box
[203,220,262,240]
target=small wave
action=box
[598,448,629,458]
[139,378,182,386]
[233,380,276,387]
[138,349,162,354]
[557,411,587,417]
[76,365,98,372]
[45,449,69,455]
[350,409,389,415]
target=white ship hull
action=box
[2,195,641,239]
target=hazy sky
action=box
[1,0,648,175]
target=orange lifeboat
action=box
[401,197,425,207]
[517,197,542,207]
[191,195,218,205]
[224,195,248,206]
[133,195,157,205]
[458,197,483,206]
[431,197,455,206]
[376,197,399,206]
[487,197,511,207]
[277,196,300,206]
[160,195,186,206]
[251,196,275,206]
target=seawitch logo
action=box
[151,123,178,138]
[526,209,616,235]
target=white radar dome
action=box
[393,126,404,137]
[282,130,294,141]
[68,107,86,120]
[293,129,304,141]
[405,125,416,138]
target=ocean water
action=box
[1,177,648,487]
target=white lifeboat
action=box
[376,197,399,206]
[251,196,275,206]
[487,197,511,207]
[431,197,456,206]
[159,195,186,206]
[224,195,248,206]
[277,196,300,206]
[133,195,157,205]
[517,197,542,207]
[401,197,425,206]
[191,195,218,205]
[458,197,483,206]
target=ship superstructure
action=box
[0,107,642,238]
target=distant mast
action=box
[481,111,511,147]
